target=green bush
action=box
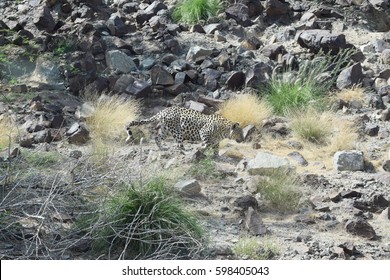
[172,0,222,24]
[81,176,205,259]
[24,151,61,168]
[256,169,302,212]
[262,49,355,115]
[234,236,280,260]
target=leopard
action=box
[125,106,244,151]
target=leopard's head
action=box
[229,122,244,143]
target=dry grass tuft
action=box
[0,116,16,151]
[86,95,140,143]
[290,109,332,145]
[322,117,358,154]
[260,110,358,172]
[334,86,365,103]
[85,95,140,159]
[219,94,272,127]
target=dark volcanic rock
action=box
[225,4,252,27]
[297,30,348,54]
[226,71,245,90]
[150,65,174,86]
[245,62,272,88]
[345,218,377,240]
[336,63,364,89]
[34,6,56,33]
[265,0,290,17]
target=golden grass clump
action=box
[334,86,365,103]
[86,95,140,151]
[0,116,16,150]
[260,109,359,172]
[219,94,273,127]
[323,117,358,154]
[290,109,333,145]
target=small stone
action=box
[383,160,390,172]
[69,150,83,159]
[174,179,202,196]
[288,151,308,166]
[380,108,390,121]
[234,195,259,211]
[150,65,174,86]
[340,190,363,199]
[245,207,267,236]
[287,140,303,150]
[66,123,90,145]
[18,135,34,148]
[379,207,390,220]
[242,124,256,140]
[364,124,379,136]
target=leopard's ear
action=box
[232,122,240,129]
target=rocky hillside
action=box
[0,0,389,260]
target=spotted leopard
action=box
[125,106,244,150]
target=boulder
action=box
[186,46,213,61]
[383,160,390,172]
[29,57,63,86]
[297,30,348,54]
[245,62,272,88]
[106,13,129,37]
[345,218,377,240]
[34,6,55,33]
[125,80,152,98]
[364,123,379,136]
[226,71,245,90]
[333,150,365,171]
[150,65,174,86]
[265,0,290,17]
[105,50,137,74]
[225,4,252,27]
[336,63,364,89]
[247,152,290,175]
[242,0,264,17]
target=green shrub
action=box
[24,151,61,168]
[234,236,280,260]
[172,0,222,24]
[187,151,221,180]
[53,38,76,56]
[264,77,321,115]
[256,169,301,212]
[81,176,205,259]
[262,49,355,115]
